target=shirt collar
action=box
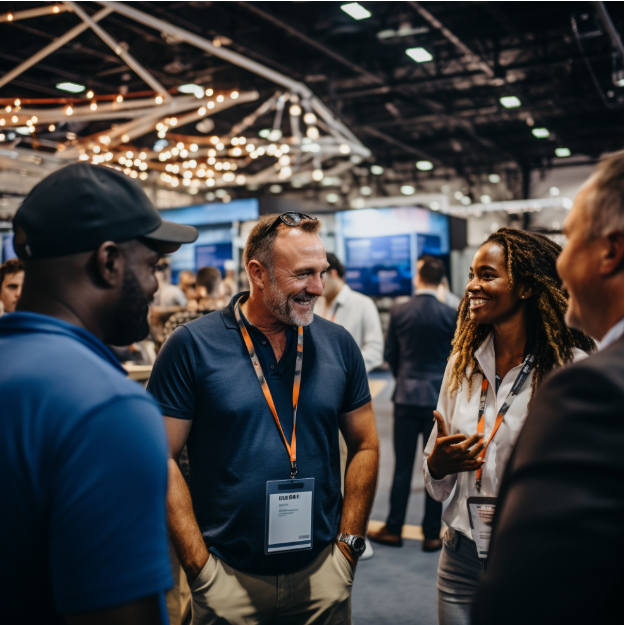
[597,319,624,351]
[415,289,439,298]
[0,311,126,374]
[334,283,351,307]
[474,333,497,392]
[222,291,248,329]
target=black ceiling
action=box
[0,1,623,195]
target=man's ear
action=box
[600,231,624,277]
[94,241,123,288]
[246,260,267,291]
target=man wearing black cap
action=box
[0,163,197,625]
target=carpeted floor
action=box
[352,371,440,625]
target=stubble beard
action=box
[108,266,152,345]
[263,273,317,327]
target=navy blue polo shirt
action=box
[0,312,172,624]
[148,292,371,575]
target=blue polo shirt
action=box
[148,292,371,575]
[0,312,172,624]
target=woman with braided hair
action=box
[422,227,594,625]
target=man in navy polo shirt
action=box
[0,163,197,625]
[149,212,380,625]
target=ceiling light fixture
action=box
[370,165,384,175]
[532,128,550,138]
[500,96,521,108]
[488,174,501,184]
[340,3,372,20]
[416,160,433,171]
[405,47,433,63]
[178,84,203,97]
[56,82,85,93]
[400,185,415,195]
[555,147,571,157]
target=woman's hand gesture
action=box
[427,411,484,480]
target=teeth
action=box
[470,299,489,308]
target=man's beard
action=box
[263,275,318,327]
[107,266,152,346]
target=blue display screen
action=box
[195,242,232,277]
[344,235,413,297]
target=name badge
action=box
[265,478,314,554]
[467,496,497,559]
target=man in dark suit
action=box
[369,256,457,552]
[474,151,624,625]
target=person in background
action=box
[148,212,379,625]
[437,275,461,310]
[162,266,224,341]
[0,162,198,625]
[0,258,24,316]
[473,152,623,625]
[322,252,383,560]
[178,269,197,306]
[154,257,187,307]
[322,252,384,373]
[221,259,237,299]
[369,256,456,552]
[423,228,593,625]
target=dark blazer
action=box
[384,293,457,407]
[473,336,624,625]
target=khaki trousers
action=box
[190,543,355,625]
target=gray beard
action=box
[263,277,317,326]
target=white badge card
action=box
[467,496,497,559]
[265,478,314,555]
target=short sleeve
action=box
[50,396,172,613]
[340,331,372,414]
[148,325,197,419]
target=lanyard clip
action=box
[290,462,297,479]
[475,478,482,493]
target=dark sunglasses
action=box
[262,212,317,238]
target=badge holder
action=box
[467,496,497,559]
[265,478,314,555]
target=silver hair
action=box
[584,151,624,239]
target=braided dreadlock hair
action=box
[449,227,595,400]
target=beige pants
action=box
[190,543,355,625]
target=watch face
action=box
[353,536,366,551]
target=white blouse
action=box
[423,333,586,539]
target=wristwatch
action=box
[337,533,366,558]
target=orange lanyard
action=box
[234,297,303,479]
[475,354,534,491]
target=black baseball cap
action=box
[13,163,198,260]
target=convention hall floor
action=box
[353,371,440,625]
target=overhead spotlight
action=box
[370,165,384,175]
[555,147,571,157]
[48,124,56,132]
[178,84,203,97]
[532,128,550,138]
[416,160,433,171]
[326,193,340,203]
[488,174,501,184]
[121,134,130,143]
[405,47,433,63]
[312,169,324,181]
[303,112,316,125]
[205,88,214,96]
[64,106,73,116]
[339,144,351,154]
[155,95,164,104]
[56,82,85,93]
[230,91,239,99]
[400,185,415,195]
[500,96,521,108]
[306,126,319,140]
[289,104,302,116]
[86,90,94,99]
[90,101,97,111]
[340,2,372,20]
[116,95,124,103]
[216,95,225,103]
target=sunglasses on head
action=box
[262,212,317,238]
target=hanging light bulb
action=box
[205,88,214,96]
[306,126,319,140]
[14,99,20,106]
[90,101,97,111]
[230,91,239,99]
[289,104,302,116]
[116,94,123,103]
[312,169,323,181]
[155,95,164,104]
[216,95,225,103]
[48,124,55,131]
[303,112,316,125]
[65,106,73,116]
[86,90,94,99]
